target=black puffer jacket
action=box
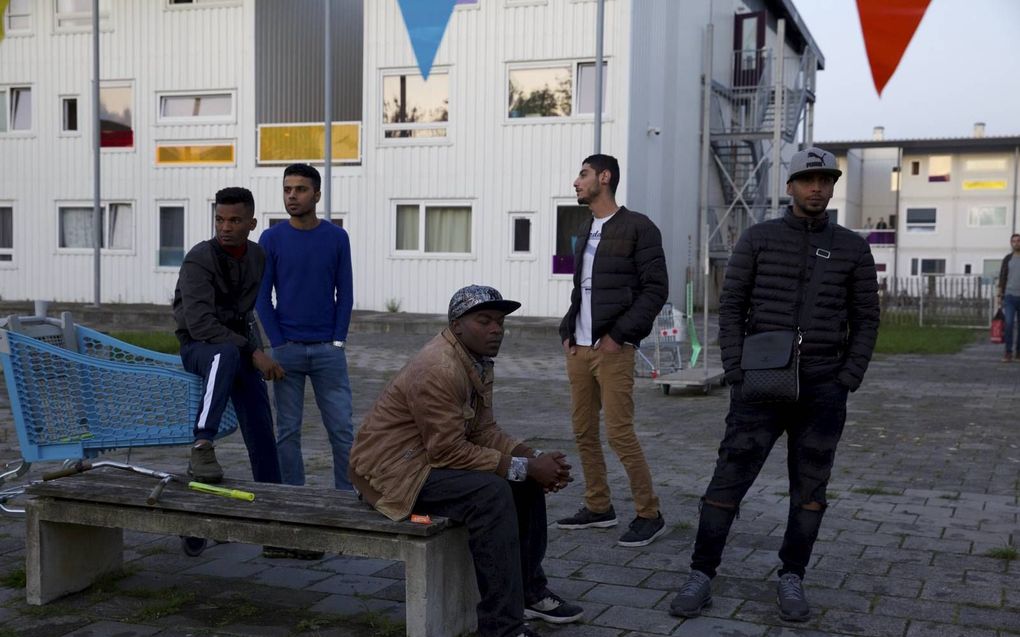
[719,210,880,391]
[559,206,668,346]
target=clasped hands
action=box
[526,451,574,493]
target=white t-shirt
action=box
[574,213,616,346]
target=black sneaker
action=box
[777,573,810,621]
[524,591,583,624]
[514,627,542,637]
[188,442,223,484]
[617,511,667,547]
[669,570,712,618]
[556,505,618,529]
[262,546,326,560]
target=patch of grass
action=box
[0,628,18,637]
[351,611,405,637]
[214,597,262,627]
[131,588,198,622]
[295,616,340,633]
[385,298,402,313]
[0,568,25,589]
[110,330,180,355]
[851,486,899,496]
[984,546,1018,561]
[674,521,692,531]
[827,491,840,500]
[874,324,980,355]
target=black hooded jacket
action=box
[718,209,880,391]
[559,206,668,347]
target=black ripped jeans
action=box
[691,378,849,579]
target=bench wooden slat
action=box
[26,470,448,537]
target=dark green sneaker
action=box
[188,443,223,484]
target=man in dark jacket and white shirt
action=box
[556,154,669,547]
[172,187,283,486]
[670,147,879,622]
[996,233,1020,362]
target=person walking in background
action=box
[256,164,354,558]
[996,233,1020,362]
[556,154,670,547]
[350,285,583,637]
[173,187,283,486]
[669,147,879,622]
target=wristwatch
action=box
[332,340,345,349]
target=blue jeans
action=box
[271,342,353,489]
[1004,294,1020,355]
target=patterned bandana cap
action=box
[447,285,522,321]
[787,146,842,183]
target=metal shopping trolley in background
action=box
[635,303,685,379]
[0,311,239,517]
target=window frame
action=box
[910,258,946,277]
[551,199,591,278]
[390,200,475,259]
[508,211,535,260]
[904,207,937,233]
[0,202,14,267]
[155,200,187,269]
[505,59,610,123]
[53,0,111,33]
[99,81,135,151]
[3,0,33,36]
[379,67,452,145]
[55,201,135,254]
[966,205,1008,228]
[0,85,34,136]
[927,155,952,183]
[155,89,236,125]
[59,94,80,136]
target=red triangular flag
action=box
[856,0,931,96]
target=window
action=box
[0,207,12,262]
[905,207,936,233]
[510,215,532,255]
[910,258,945,276]
[910,161,920,176]
[58,203,133,250]
[55,0,110,31]
[964,264,972,275]
[967,205,1007,227]
[394,203,471,254]
[964,158,1007,172]
[508,62,608,119]
[0,86,32,133]
[553,205,589,274]
[826,209,838,224]
[158,205,185,267]
[890,166,900,192]
[61,97,78,132]
[3,0,32,34]
[983,258,1001,279]
[158,92,234,123]
[928,155,951,182]
[100,85,133,148]
[382,72,449,139]
[875,263,887,273]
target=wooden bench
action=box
[25,471,479,637]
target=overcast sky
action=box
[794,0,1020,142]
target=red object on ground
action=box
[990,309,1005,344]
[856,0,931,96]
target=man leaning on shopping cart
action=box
[171,187,284,486]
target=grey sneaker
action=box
[777,573,810,621]
[524,590,583,624]
[669,570,713,618]
[556,505,618,529]
[617,511,667,547]
[188,443,223,484]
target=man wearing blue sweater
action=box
[256,164,354,511]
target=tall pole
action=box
[770,18,785,217]
[323,0,332,220]
[91,0,101,307]
[593,0,605,153]
[700,24,714,376]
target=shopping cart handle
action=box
[42,461,92,481]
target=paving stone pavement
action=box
[0,317,1017,636]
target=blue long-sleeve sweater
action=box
[256,220,353,347]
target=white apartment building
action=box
[823,129,1020,283]
[0,0,821,316]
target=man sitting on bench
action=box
[172,187,283,486]
[349,285,584,637]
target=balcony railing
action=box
[852,228,896,246]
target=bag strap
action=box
[796,222,835,330]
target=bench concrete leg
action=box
[402,526,478,637]
[26,507,123,605]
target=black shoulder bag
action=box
[739,224,835,404]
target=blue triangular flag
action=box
[397,0,458,80]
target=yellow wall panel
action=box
[257,122,361,164]
[962,179,1007,191]
[156,143,235,165]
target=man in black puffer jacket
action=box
[556,154,669,548]
[670,147,879,623]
